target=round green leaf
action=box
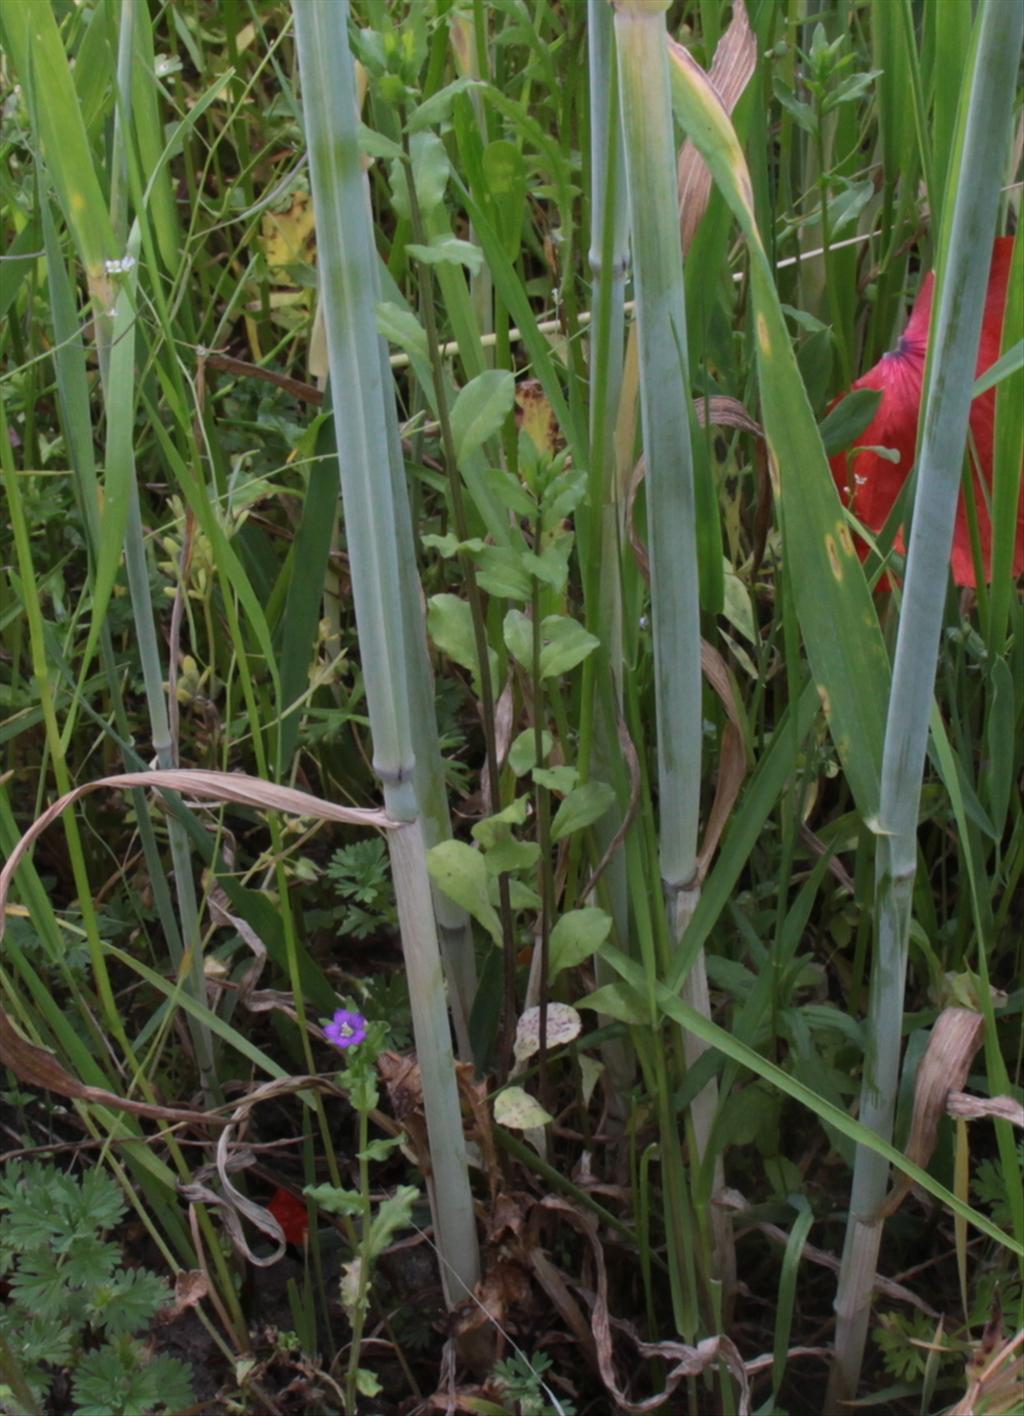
[549,908,613,977]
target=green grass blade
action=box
[293,0,479,1301]
[0,0,116,287]
[594,942,1020,1255]
[667,35,890,824]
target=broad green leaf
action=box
[532,765,578,794]
[579,982,648,1026]
[368,1184,419,1260]
[503,610,534,669]
[522,542,571,594]
[359,123,403,160]
[389,131,449,220]
[541,469,587,525]
[549,908,613,978]
[508,728,553,776]
[450,369,516,465]
[357,1135,405,1163]
[475,546,533,601]
[503,611,600,679]
[480,467,537,518]
[421,532,485,558]
[506,878,541,911]
[668,38,890,821]
[376,300,428,357]
[482,839,540,874]
[304,1184,366,1217]
[819,388,884,457]
[406,236,483,273]
[472,796,530,848]
[550,780,616,841]
[408,76,483,132]
[579,1055,604,1109]
[427,840,502,944]
[427,593,497,697]
[356,1369,383,1398]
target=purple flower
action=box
[324,1008,368,1051]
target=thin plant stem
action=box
[613,0,733,1314]
[399,119,519,1069]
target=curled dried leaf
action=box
[946,1092,1024,1127]
[541,1196,751,1413]
[156,1270,210,1324]
[0,1008,227,1127]
[0,768,394,944]
[881,1008,985,1219]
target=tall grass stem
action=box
[292,0,480,1302]
[828,2,1023,1402]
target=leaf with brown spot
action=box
[515,378,563,457]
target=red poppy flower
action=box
[829,236,1023,587]
[268,1186,309,1246]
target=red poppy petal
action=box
[269,1186,309,1246]
[901,269,935,352]
[828,345,925,550]
[829,236,1023,588]
[951,236,1024,587]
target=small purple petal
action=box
[324,1008,368,1050]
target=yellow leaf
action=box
[261,192,316,275]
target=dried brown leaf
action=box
[696,638,749,879]
[156,1269,210,1324]
[0,1009,227,1127]
[179,1073,349,1267]
[379,1050,432,1176]
[951,1328,1024,1415]
[881,1008,985,1218]
[515,378,564,456]
[946,1092,1024,1127]
[0,768,394,945]
[541,1196,751,1413]
[677,0,757,252]
[456,1062,500,1207]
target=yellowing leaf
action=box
[262,193,316,276]
[493,1085,553,1130]
[515,378,563,456]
